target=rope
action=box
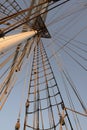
[18,58,30,119]
[65,107,87,117]
[61,73,82,130]
[2,0,70,35]
[46,38,86,129]
[49,38,87,111]
[0,1,48,24]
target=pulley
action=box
[26,99,30,108]
[15,119,20,130]
[59,115,65,126]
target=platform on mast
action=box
[31,16,51,38]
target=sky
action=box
[0,0,87,130]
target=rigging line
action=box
[0,66,10,79]
[47,1,65,26]
[73,39,87,46]
[28,37,38,99]
[39,44,51,129]
[65,107,87,117]
[57,38,87,61]
[35,41,40,129]
[64,45,87,61]
[59,35,87,53]
[0,44,23,93]
[47,2,87,27]
[1,1,53,33]
[59,11,87,35]
[40,41,56,129]
[5,0,25,19]
[33,45,39,129]
[61,74,79,130]
[0,1,49,24]
[60,34,87,47]
[57,35,87,54]
[39,100,44,129]
[51,32,87,55]
[23,38,37,130]
[17,55,31,119]
[47,42,83,129]
[27,102,62,113]
[45,38,87,71]
[27,37,38,99]
[26,122,60,130]
[28,91,60,103]
[45,42,73,130]
[0,70,16,94]
[0,0,25,21]
[49,81,61,115]
[15,37,36,72]
[0,46,17,58]
[59,21,87,48]
[52,33,86,55]
[26,37,35,58]
[61,73,82,130]
[69,43,87,53]
[42,41,74,130]
[47,39,87,111]
[3,0,70,35]
[25,37,36,126]
[15,40,36,89]
[51,35,87,62]
[56,40,87,71]
[47,10,81,33]
[0,51,16,69]
[0,75,17,110]
[0,3,14,16]
[7,0,23,10]
[5,44,20,82]
[47,4,86,27]
[63,70,87,113]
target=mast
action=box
[0,31,37,54]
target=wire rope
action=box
[17,55,31,120]
[47,1,87,27]
[52,36,87,61]
[1,0,70,35]
[47,38,86,130]
[61,73,82,130]
[47,37,87,112]
[59,35,87,53]
[0,1,49,24]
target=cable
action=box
[63,70,87,113]
[46,36,87,112]
[59,35,87,53]
[65,107,87,117]
[0,52,15,69]
[0,1,48,24]
[47,39,85,129]
[1,0,70,35]
[47,2,87,27]
[0,66,10,79]
[56,37,87,61]
[61,73,82,130]
[17,56,31,119]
